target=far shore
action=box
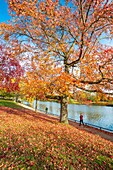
[70,100,113,106]
[0,98,113,107]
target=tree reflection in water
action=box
[86,112,102,121]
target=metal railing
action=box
[69,118,113,133]
[38,109,113,133]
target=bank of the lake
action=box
[30,100,113,132]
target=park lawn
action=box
[0,100,23,109]
[0,101,113,169]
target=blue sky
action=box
[0,0,10,23]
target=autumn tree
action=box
[0,0,113,123]
[0,44,23,94]
[21,55,73,116]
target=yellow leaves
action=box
[0,22,7,28]
[58,44,67,53]
[21,70,48,99]
[0,23,15,42]
[50,72,73,96]
[0,23,7,35]
[0,23,5,35]
[11,78,16,83]
[33,55,39,60]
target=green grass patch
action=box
[0,100,23,109]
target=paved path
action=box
[18,103,113,143]
[69,120,113,142]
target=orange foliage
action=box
[0,0,113,122]
[0,106,113,169]
[0,0,111,95]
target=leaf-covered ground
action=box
[0,105,113,170]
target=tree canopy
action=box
[0,0,113,123]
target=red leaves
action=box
[0,44,23,92]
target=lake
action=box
[32,100,113,132]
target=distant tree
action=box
[0,90,15,99]
[0,44,23,93]
[0,0,113,123]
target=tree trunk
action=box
[60,95,68,124]
[35,96,38,111]
[15,93,18,102]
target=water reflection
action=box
[86,112,102,121]
[34,100,113,131]
[40,104,46,110]
[49,105,52,113]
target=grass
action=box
[0,100,24,109]
[0,100,113,169]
